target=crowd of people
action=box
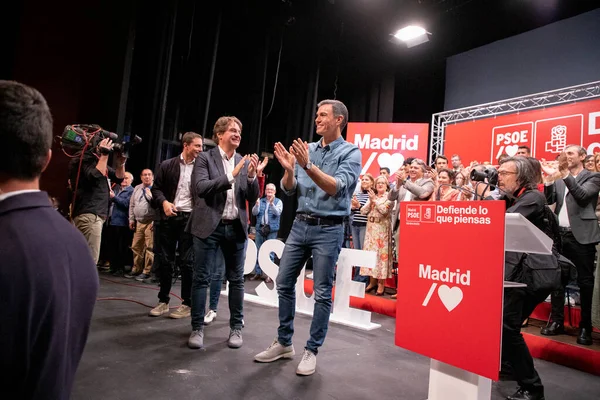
[2,79,598,400]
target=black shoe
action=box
[507,388,545,400]
[111,270,125,277]
[540,321,564,336]
[577,327,593,346]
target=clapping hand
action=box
[368,188,376,202]
[351,195,360,209]
[428,168,438,182]
[257,156,268,177]
[290,139,310,169]
[274,142,296,172]
[233,155,249,178]
[247,154,260,178]
[395,169,407,186]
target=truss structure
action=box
[429,80,600,163]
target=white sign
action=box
[222,239,381,331]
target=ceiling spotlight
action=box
[393,25,430,48]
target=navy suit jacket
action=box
[0,191,99,399]
[187,146,259,239]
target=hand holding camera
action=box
[98,138,114,156]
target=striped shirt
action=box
[351,191,370,226]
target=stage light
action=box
[393,25,429,48]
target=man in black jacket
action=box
[496,156,560,400]
[540,145,600,345]
[69,136,126,265]
[0,80,98,399]
[149,132,203,318]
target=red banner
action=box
[395,201,505,380]
[346,123,429,177]
[444,97,600,164]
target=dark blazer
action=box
[110,185,134,226]
[151,156,181,220]
[545,169,600,244]
[187,146,260,239]
[0,191,98,399]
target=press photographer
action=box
[66,126,129,264]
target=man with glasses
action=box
[495,157,560,400]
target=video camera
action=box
[60,124,142,158]
[470,167,498,189]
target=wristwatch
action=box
[304,161,313,171]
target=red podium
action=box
[395,201,553,400]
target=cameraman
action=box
[484,157,560,400]
[69,137,126,264]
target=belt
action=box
[559,226,572,233]
[368,216,385,223]
[220,219,237,225]
[295,213,345,226]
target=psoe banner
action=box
[395,201,505,380]
[346,123,429,177]
[444,97,600,164]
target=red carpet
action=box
[303,280,600,377]
[531,301,600,333]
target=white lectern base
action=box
[427,360,491,400]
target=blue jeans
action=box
[209,248,225,311]
[254,229,278,275]
[350,224,368,283]
[191,221,246,330]
[276,220,344,355]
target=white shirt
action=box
[219,146,240,220]
[403,187,413,202]
[173,154,195,213]
[0,189,40,202]
[558,179,573,228]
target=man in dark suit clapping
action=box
[187,116,259,349]
[542,145,600,345]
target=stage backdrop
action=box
[444,97,600,165]
[347,123,429,177]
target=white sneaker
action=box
[204,310,217,324]
[254,338,295,363]
[296,349,317,376]
[149,302,169,317]
[169,304,191,319]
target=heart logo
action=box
[377,153,405,174]
[437,285,463,312]
[505,144,519,157]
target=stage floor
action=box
[72,276,600,400]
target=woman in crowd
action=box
[454,170,473,200]
[584,154,595,171]
[360,176,393,296]
[350,174,374,283]
[431,168,460,201]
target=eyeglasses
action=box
[498,171,517,177]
